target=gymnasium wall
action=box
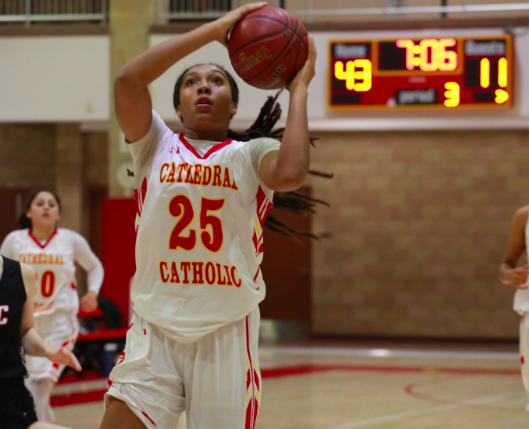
[0,124,107,189]
[0,124,525,339]
[0,36,109,122]
[1,25,528,340]
[0,123,55,188]
[311,129,527,339]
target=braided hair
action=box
[172,64,332,240]
[227,90,331,240]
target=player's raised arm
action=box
[114,2,266,143]
[499,206,529,289]
[259,37,316,192]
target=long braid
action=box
[228,92,332,240]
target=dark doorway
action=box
[259,186,312,324]
[0,188,30,243]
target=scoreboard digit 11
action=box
[328,35,513,110]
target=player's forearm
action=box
[499,262,516,285]
[273,89,310,190]
[21,328,55,358]
[116,23,217,89]
[84,255,104,294]
[87,264,104,294]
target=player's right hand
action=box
[505,265,529,289]
[46,346,82,372]
[286,36,317,94]
[209,2,267,47]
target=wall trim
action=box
[151,16,529,34]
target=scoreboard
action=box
[328,35,513,110]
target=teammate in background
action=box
[101,2,316,429]
[0,254,81,429]
[0,189,104,423]
[499,205,529,411]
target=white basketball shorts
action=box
[106,308,261,429]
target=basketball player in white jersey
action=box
[499,205,529,411]
[100,2,316,429]
[0,189,104,423]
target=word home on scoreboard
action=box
[328,35,513,110]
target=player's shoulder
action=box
[57,227,74,236]
[151,110,175,141]
[513,205,529,225]
[253,136,280,143]
[19,262,36,284]
[19,262,34,275]
[3,229,27,242]
[56,228,83,242]
[247,136,281,146]
[231,137,280,152]
[515,205,529,217]
[129,110,174,153]
[19,262,37,296]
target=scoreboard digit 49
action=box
[328,35,513,110]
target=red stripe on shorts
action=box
[142,410,157,427]
[245,316,259,429]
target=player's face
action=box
[177,65,237,138]
[27,192,60,228]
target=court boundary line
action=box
[323,391,523,429]
[404,374,523,413]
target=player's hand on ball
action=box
[46,346,82,372]
[506,265,529,289]
[80,290,98,312]
[287,36,317,94]
[210,2,267,47]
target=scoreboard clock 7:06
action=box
[328,35,513,110]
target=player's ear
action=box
[26,210,32,219]
[230,102,237,118]
[176,106,183,123]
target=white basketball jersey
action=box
[514,216,529,315]
[0,228,80,316]
[131,112,278,343]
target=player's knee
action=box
[101,397,147,429]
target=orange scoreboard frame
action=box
[327,35,513,110]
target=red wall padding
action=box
[100,198,136,322]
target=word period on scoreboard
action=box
[328,35,513,110]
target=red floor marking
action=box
[51,363,521,407]
[58,371,106,385]
[51,389,106,407]
[405,376,459,404]
[262,364,520,378]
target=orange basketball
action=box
[228,6,308,90]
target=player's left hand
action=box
[286,36,317,94]
[80,291,98,313]
[46,347,82,372]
